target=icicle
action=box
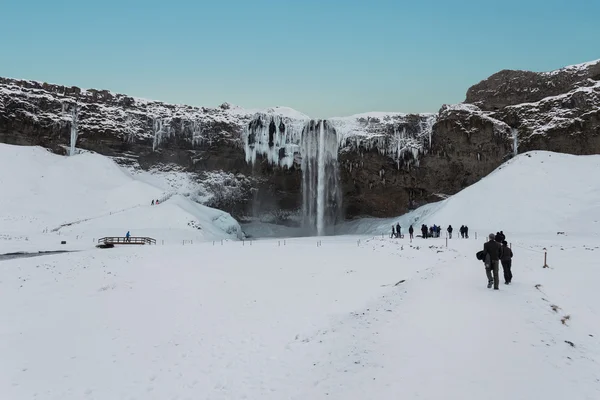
[512,128,519,156]
[69,105,78,156]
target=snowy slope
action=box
[1,234,599,399]
[0,144,241,252]
[339,151,600,236]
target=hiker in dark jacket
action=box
[409,225,414,239]
[501,241,513,284]
[465,226,469,238]
[390,226,396,239]
[459,225,465,238]
[447,225,453,239]
[498,231,506,242]
[421,224,428,238]
[396,223,401,238]
[483,233,503,290]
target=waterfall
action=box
[69,105,78,156]
[512,128,519,156]
[301,120,342,236]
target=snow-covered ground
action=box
[2,146,600,399]
[1,234,599,399]
[0,144,242,253]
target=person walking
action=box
[483,233,502,290]
[465,225,469,238]
[125,231,131,243]
[396,223,401,238]
[501,241,513,284]
[409,225,414,239]
[447,225,453,239]
[390,226,396,239]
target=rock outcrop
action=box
[1,59,599,228]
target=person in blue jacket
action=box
[126,231,131,242]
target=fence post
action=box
[284,240,286,246]
[446,237,448,248]
[243,239,245,246]
[543,248,548,268]
[278,241,280,247]
[221,240,223,246]
[475,232,478,240]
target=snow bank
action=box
[0,144,242,252]
[339,151,600,236]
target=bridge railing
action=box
[97,237,156,245]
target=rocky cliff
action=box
[1,59,599,229]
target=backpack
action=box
[476,250,485,261]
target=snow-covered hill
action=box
[339,151,600,236]
[0,144,242,253]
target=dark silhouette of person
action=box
[409,225,414,239]
[501,241,514,284]
[396,223,401,238]
[391,226,396,239]
[483,233,502,289]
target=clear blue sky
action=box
[1,0,598,118]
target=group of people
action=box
[151,199,160,206]
[479,231,514,290]
[390,224,470,240]
[390,223,403,238]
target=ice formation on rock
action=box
[512,128,519,156]
[333,114,437,169]
[69,105,78,156]
[242,113,307,168]
[301,120,342,236]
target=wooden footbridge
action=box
[97,237,156,248]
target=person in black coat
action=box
[501,241,514,284]
[483,233,503,290]
[396,223,401,238]
[447,225,453,239]
[409,225,414,239]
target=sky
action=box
[1,0,598,118]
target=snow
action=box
[2,234,600,399]
[0,144,242,254]
[2,147,600,398]
[543,59,600,76]
[339,151,600,236]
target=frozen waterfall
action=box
[243,115,342,236]
[512,128,519,156]
[69,106,78,156]
[301,120,342,236]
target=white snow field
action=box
[0,144,242,253]
[1,148,600,399]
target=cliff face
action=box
[1,59,599,227]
